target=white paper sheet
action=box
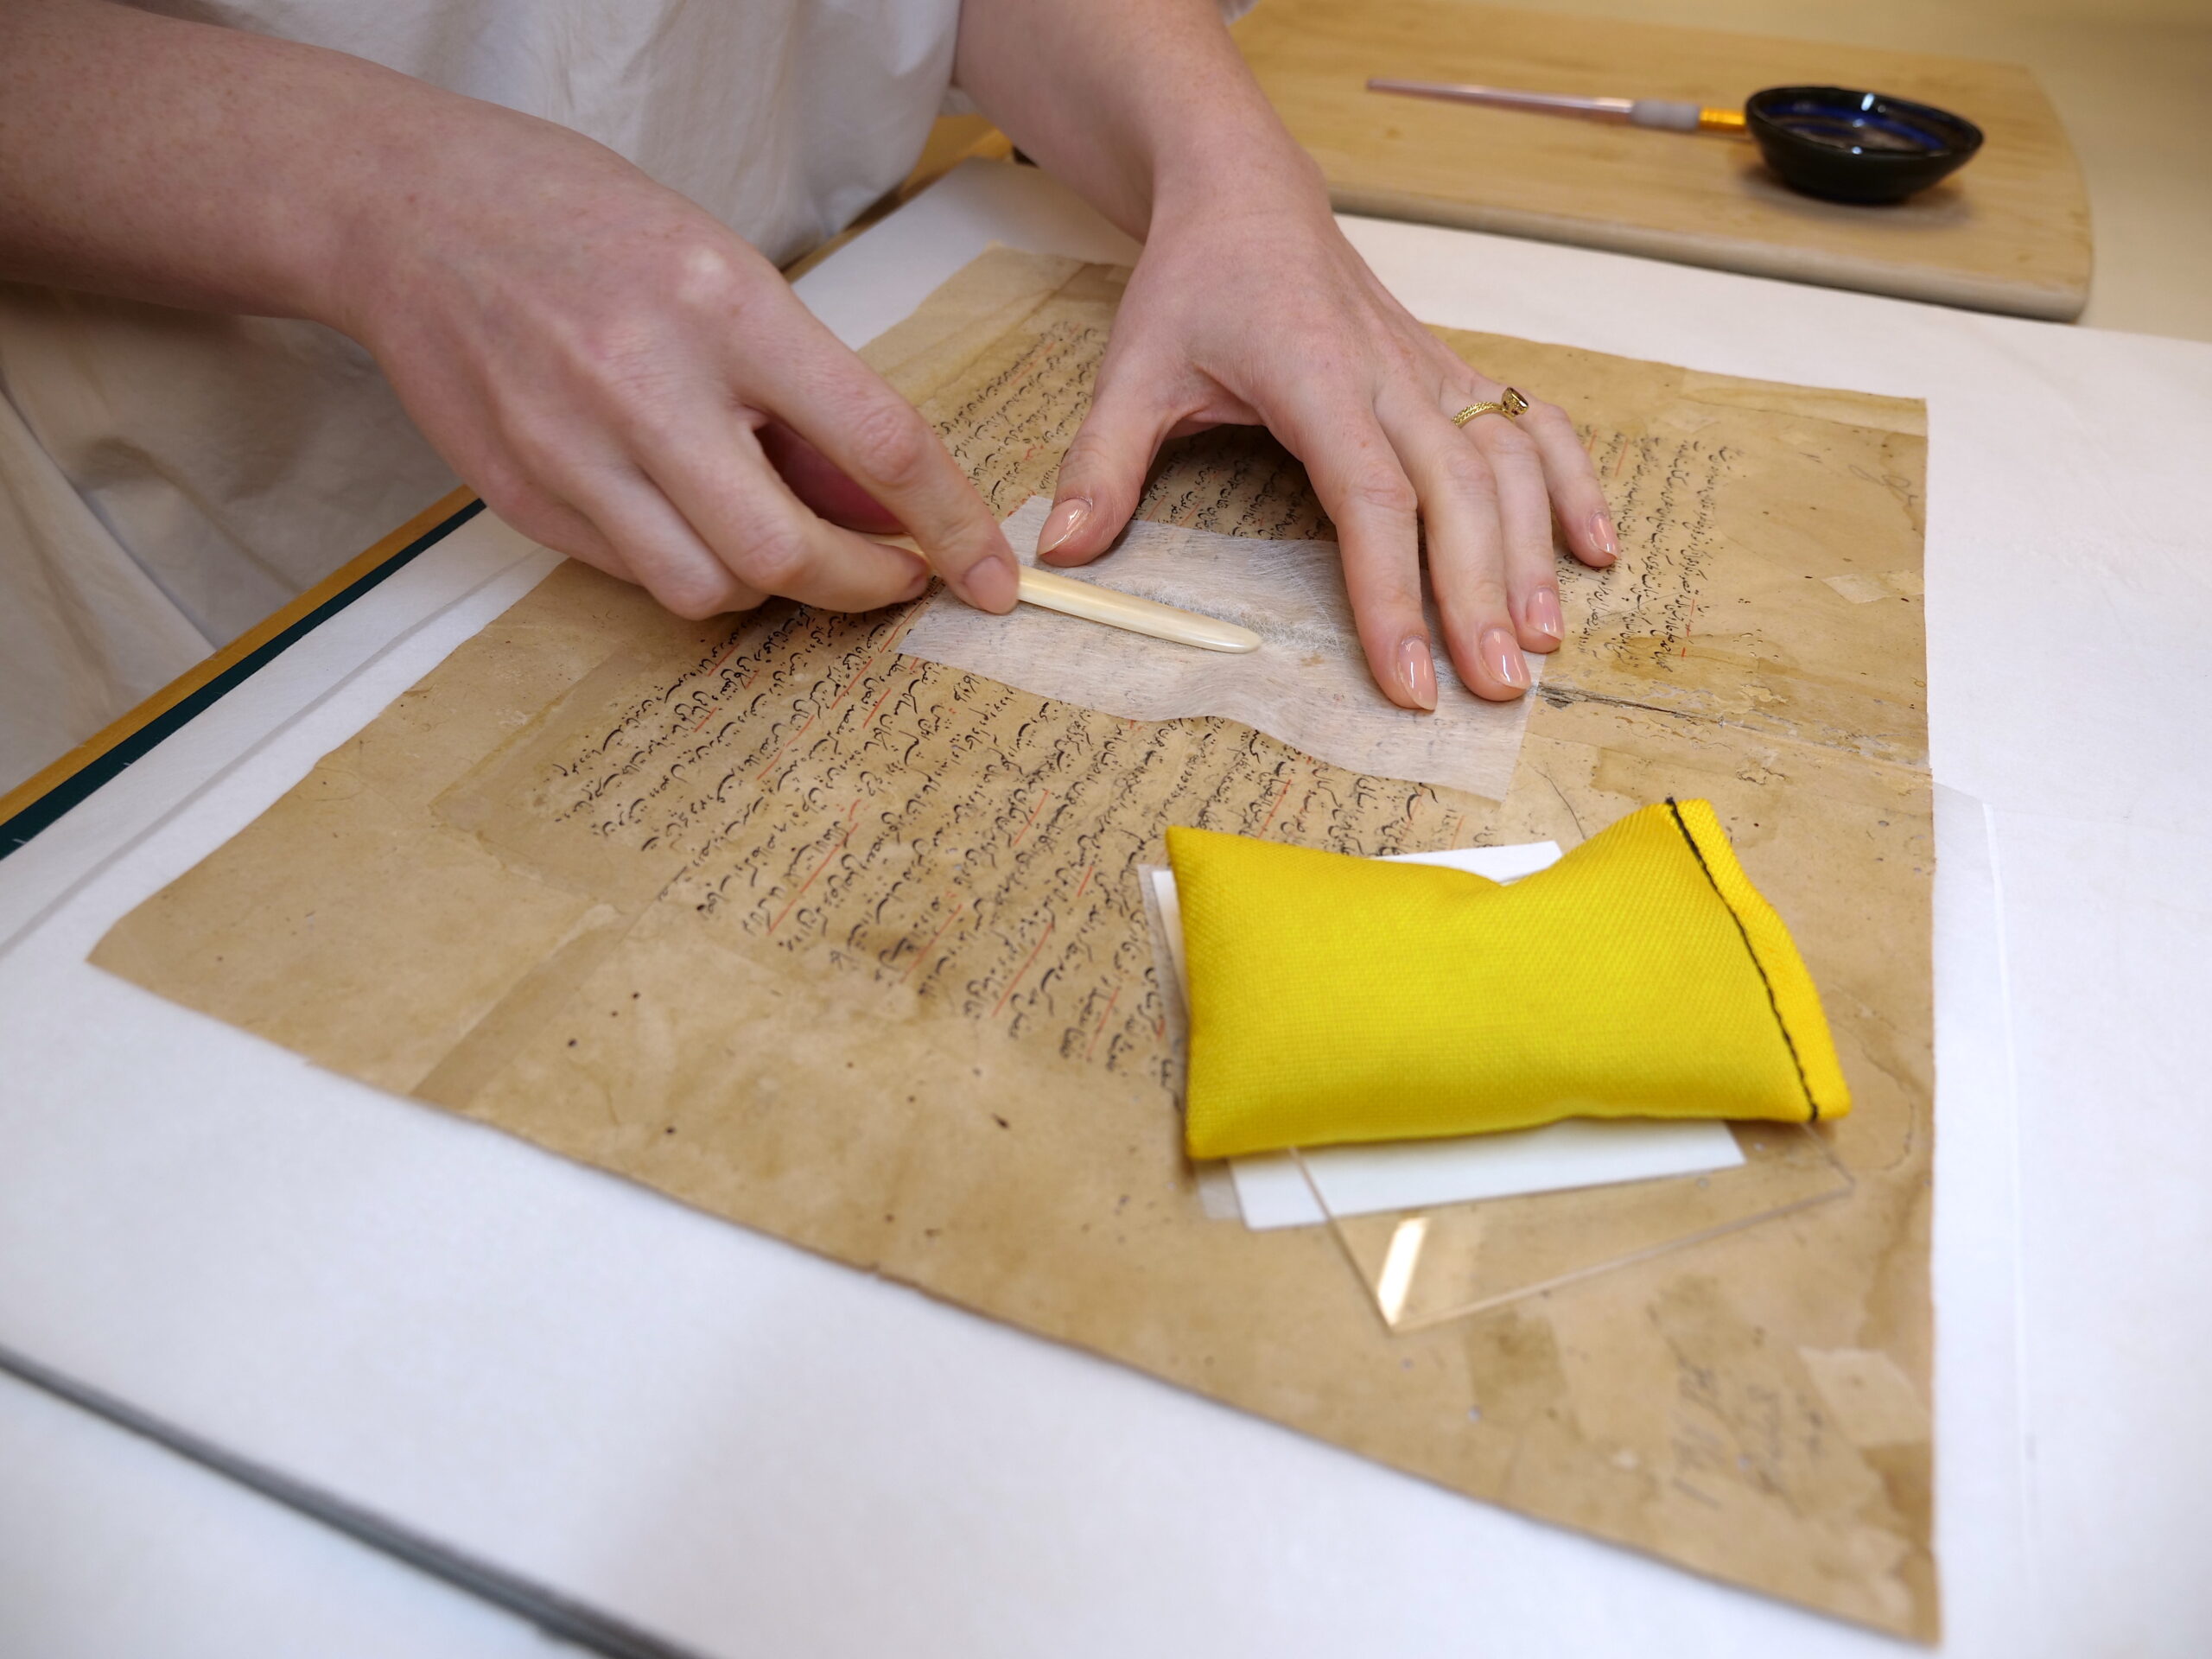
[0,1368,560,1659]
[899,496,1541,800]
[1146,841,1745,1229]
[6,159,2207,1658]
[1229,1121,1751,1231]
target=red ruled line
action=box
[689,704,720,733]
[766,801,861,937]
[752,636,898,781]
[1084,987,1122,1062]
[822,634,897,721]
[1009,790,1051,849]
[753,716,817,782]
[856,679,900,733]
[991,920,1056,1018]
[1257,773,1295,836]
[901,893,966,984]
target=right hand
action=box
[334,114,1016,620]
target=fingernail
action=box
[962,553,1019,613]
[1396,636,1438,712]
[1526,587,1564,643]
[1591,511,1618,558]
[1038,497,1090,556]
[1481,626,1531,691]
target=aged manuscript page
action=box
[94,248,1936,1639]
[901,494,1543,799]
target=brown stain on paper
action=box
[91,248,1936,1640]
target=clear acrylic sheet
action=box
[1143,852,1853,1331]
[1297,1120,1854,1333]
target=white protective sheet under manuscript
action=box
[898,496,1544,801]
[1141,841,1745,1230]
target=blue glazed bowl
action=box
[1745,86,1984,204]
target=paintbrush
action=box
[1368,76,1746,134]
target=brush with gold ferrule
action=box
[1367,77,1747,134]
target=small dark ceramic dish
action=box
[1745,86,1984,204]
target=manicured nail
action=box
[1526,587,1564,643]
[1480,626,1531,691]
[1591,511,1618,558]
[963,554,1019,613]
[1038,497,1090,556]
[1396,636,1438,711]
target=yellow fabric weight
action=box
[1166,800,1850,1160]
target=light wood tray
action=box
[1236,0,2090,320]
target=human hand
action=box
[1036,179,1616,709]
[337,116,1017,620]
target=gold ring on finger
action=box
[1452,386,1529,427]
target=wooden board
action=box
[1236,0,2090,320]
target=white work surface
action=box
[3,161,2209,1656]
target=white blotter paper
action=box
[1146,841,1745,1229]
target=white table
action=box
[0,1365,589,1659]
[3,160,2208,1657]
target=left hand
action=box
[1034,180,1618,709]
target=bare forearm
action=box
[952,0,1321,238]
[0,0,623,329]
[0,2,1017,622]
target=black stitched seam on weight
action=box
[1664,797,1819,1123]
